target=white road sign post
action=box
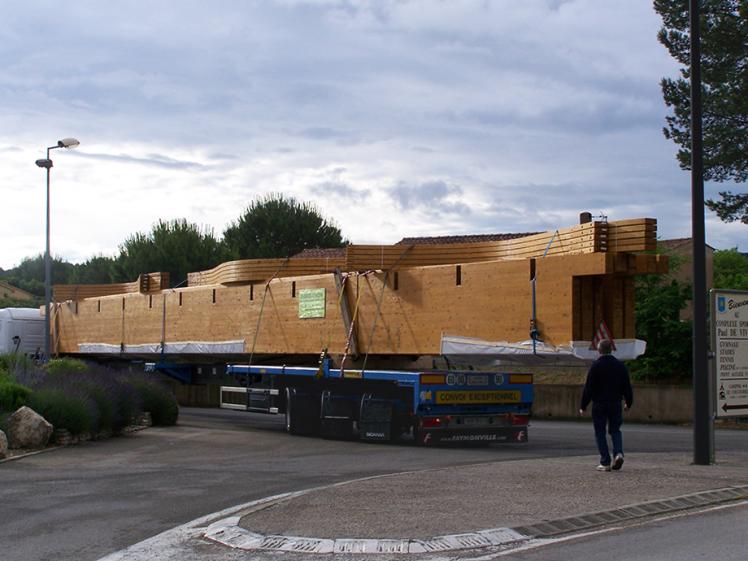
[712,289,748,418]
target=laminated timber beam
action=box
[344,221,605,271]
[53,272,169,302]
[187,257,346,286]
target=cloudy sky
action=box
[1,0,744,270]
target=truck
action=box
[0,308,44,356]
[181,357,534,445]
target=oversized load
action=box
[49,217,666,365]
[45,216,667,445]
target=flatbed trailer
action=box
[214,360,533,445]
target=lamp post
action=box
[35,137,80,361]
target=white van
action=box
[0,308,45,356]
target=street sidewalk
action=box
[197,451,748,556]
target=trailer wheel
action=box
[285,387,296,434]
[285,387,320,436]
[413,427,431,446]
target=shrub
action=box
[45,357,88,376]
[0,380,32,412]
[133,380,179,426]
[28,389,94,435]
[110,378,139,432]
[0,354,37,382]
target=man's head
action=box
[597,339,613,355]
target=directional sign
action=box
[712,289,748,418]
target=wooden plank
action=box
[188,258,346,286]
[54,272,169,302]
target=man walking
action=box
[579,339,633,472]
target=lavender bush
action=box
[0,355,178,437]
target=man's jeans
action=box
[592,401,623,466]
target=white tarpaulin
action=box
[78,340,245,354]
[440,334,646,366]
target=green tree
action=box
[630,274,693,382]
[114,219,226,287]
[713,248,748,289]
[0,255,75,296]
[70,255,117,284]
[629,247,693,381]
[223,193,347,259]
[0,296,43,309]
[655,0,748,222]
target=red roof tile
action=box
[396,232,538,245]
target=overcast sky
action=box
[1,0,744,271]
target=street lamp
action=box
[35,137,80,361]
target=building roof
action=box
[396,232,538,245]
[659,237,715,251]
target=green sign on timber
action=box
[298,288,326,319]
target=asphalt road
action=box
[495,503,748,561]
[1,407,746,561]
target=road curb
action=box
[203,485,748,555]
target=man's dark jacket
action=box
[580,354,633,411]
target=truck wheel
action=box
[285,387,320,436]
[285,387,297,434]
[413,427,432,446]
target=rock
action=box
[54,429,73,446]
[7,406,53,449]
[138,412,152,427]
[0,430,8,459]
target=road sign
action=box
[712,289,748,418]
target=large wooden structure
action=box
[51,218,666,361]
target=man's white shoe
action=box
[612,453,624,470]
[596,464,612,472]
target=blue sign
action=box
[718,296,726,313]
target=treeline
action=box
[1,194,347,296]
[630,247,748,381]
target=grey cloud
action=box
[77,151,205,170]
[311,182,370,203]
[389,180,471,215]
[298,127,353,141]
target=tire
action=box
[285,387,297,435]
[285,387,320,436]
[413,427,431,446]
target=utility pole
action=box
[689,0,713,465]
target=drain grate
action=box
[334,539,382,553]
[418,537,454,552]
[259,536,291,549]
[286,538,334,553]
[451,533,493,549]
[376,540,410,553]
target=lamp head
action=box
[35,158,53,169]
[57,138,80,149]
